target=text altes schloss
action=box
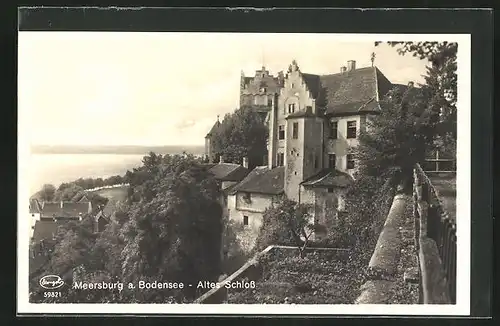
[197,280,256,289]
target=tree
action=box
[39,184,56,201]
[375,41,457,155]
[211,106,268,168]
[53,183,85,201]
[119,154,223,301]
[30,154,224,303]
[354,86,432,186]
[255,197,315,258]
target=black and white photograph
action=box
[17,10,475,316]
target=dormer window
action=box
[288,103,296,114]
[260,87,266,93]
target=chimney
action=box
[340,66,347,73]
[219,155,224,163]
[347,60,356,71]
[408,81,414,88]
[242,157,249,169]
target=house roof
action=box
[78,194,90,202]
[229,166,285,195]
[301,169,354,188]
[40,202,89,218]
[62,202,89,217]
[285,108,317,119]
[31,220,66,243]
[29,199,41,214]
[295,66,393,116]
[40,203,62,216]
[208,163,250,182]
[205,120,221,138]
[102,198,120,218]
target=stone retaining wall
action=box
[355,194,410,304]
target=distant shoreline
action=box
[31,145,205,155]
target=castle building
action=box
[204,66,284,163]
[207,58,398,250]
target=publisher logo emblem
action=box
[39,275,65,290]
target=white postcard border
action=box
[17,32,472,315]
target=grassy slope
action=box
[91,186,128,201]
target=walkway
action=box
[428,174,456,221]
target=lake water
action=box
[28,154,146,195]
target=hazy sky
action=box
[18,32,429,147]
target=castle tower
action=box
[284,107,324,202]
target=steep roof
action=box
[208,163,250,182]
[301,73,321,99]
[296,66,394,116]
[106,197,122,218]
[229,166,285,195]
[29,199,41,214]
[31,220,66,243]
[40,202,89,218]
[301,169,354,188]
[62,202,89,216]
[40,203,62,217]
[205,120,221,138]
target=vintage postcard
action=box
[18,25,471,315]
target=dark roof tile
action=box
[40,202,90,218]
[229,166,284,195]
[31,220,67,243]
[205,120,221,138]
[208,163,250,182]
[295,66,392,116]
[301,73,321,99]
[301,169,354,188]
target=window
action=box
[327,187,334,193]
[278,125,285,140]
[243,215,249,226]
[328,154,336,169]
[268,98,273,107]
[346,154,355,169]
[347,120,357,139]
[243,192,252,203]
[337,195,346,211]
[291,83,295,88]
[288,103,296,114]
[277,153,285,166]
[314,155,319,169]
[292,122,299,139]
[329,121,338,139]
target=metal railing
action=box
[422,151,456,173]
[414,164,457,303]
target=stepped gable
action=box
[229,166,285,195]
[301,169,354,188]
